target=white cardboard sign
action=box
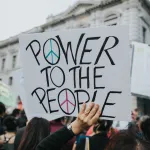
[19,27,131,121]
[131,42,150,97]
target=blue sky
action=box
[0,0,77,41]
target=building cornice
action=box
[42,0,122,29]
[0,0,124,48]
[85,0,122,12]
[0,27,43,49]
[0,36,18,49]
[0,0,150,48]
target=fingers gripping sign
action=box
[81,103,100,126]
[71,103,101,135]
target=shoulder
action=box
[90,133,109,142]
[16,127,26,136]
[8,136,15,144]
[0,135,4,141]
[18,126,26,132]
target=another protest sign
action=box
[19,27,131,121]
[0,82,16,107]
[131,42,150,98]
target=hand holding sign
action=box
[71,102,101,135]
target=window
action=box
[9,77,13,86]
[12,55,17,68]
[104,13,118,26]
[142,27,147,43]
[1,58,6,71]
[108,23,117,26]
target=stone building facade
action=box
[0,0,150,112]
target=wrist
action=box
[71,120,83,135]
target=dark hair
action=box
[140,116,150,141]
[18,117,50,150]
[20,109,26,116]
[11,109,20,117]
[139,140,150,150]
[55,117,63,123]
[17,116,27,128]
[93,119,113,133]
[3,116,17,132]
[0,102,6,116]
[106,130,150,150]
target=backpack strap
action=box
[4,135,15,143]
[85,137,90,150]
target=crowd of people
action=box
[0,101,150,150]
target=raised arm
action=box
[37,102,101,150]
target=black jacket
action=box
[37,127,74,150]
[0,117,4,136]
[0,115,8,136]
[37,127,109,150]
[76,132,109,150]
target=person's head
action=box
[139,116,150,141]
[17,109,27,128]
[93,119,113,134]
[3,116,17,132]
[11,109,20,118]
[106,130,150,150]
[18,117,50,150]
[0,102,6,117]
[54,117,63,123]
[17,116,27,128]
[131,108,139,122]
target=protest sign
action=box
[11,69,30,118]
[19,27,131,121]
[131,42,150,98]
[0,82,16,107]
